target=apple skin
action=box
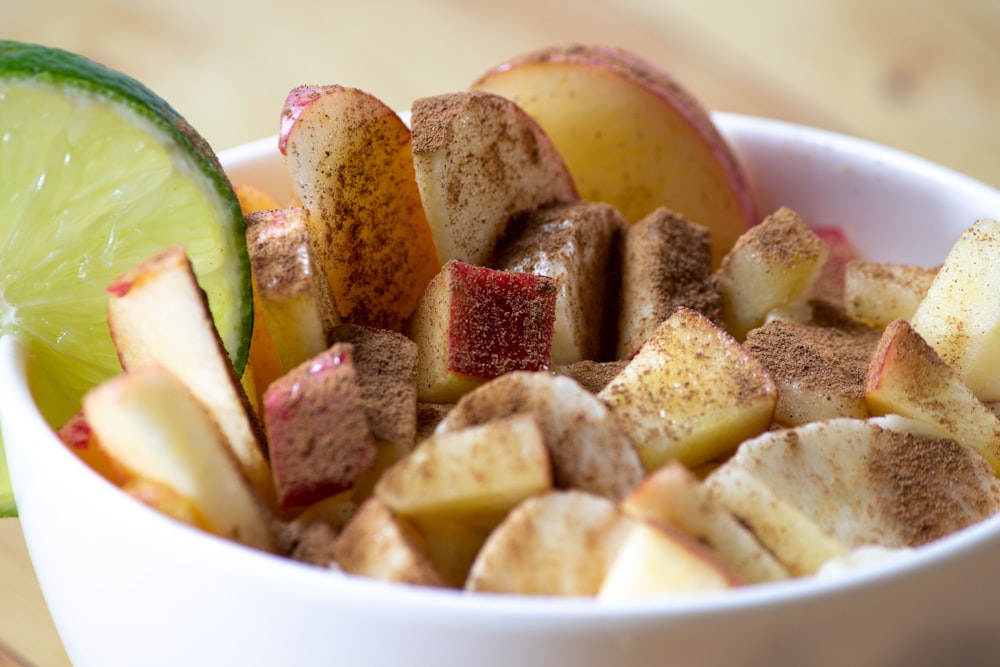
[263,343,377,513]
[280,84,440,332]
[408,260,558,403]
[472,44,758,267]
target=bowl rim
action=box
[8,111,1000,623]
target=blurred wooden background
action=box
[2,0,998,664]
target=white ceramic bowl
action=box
[7,113,1000,667]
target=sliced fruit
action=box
[82,364,276,552]
[910,219,1000,402]
[472,43,757,266]
[437,371,645,501]
[865,319,1000,472]
[494,201,625,365]
[598,307,777,472]
[407,260,558,403]
[0,40,252,516]
[410,90,578,266]
[465,490,633,596]
[106,245,275,508]
[280,84,439,331]
[844,260,937,330]
[704,415,1000,576]
[714,207,829,340]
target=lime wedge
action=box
[0,41,253,516]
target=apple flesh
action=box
[106,244,275,509]
[410,90,577,267]
[407,260,557,403]
[280,84,440,331]
[472,44,757,267]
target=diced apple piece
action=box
[704,416,1000,576]
[598,307,777,471]
[245,207,340,373]
[407,260,557,403]
[910,219,1000,402]
[106,245,275,508]
[82,365,277,552]
[331,497,445,587]
[744,317,880,426]
[437,371,644,501]
[844,260,937,330]
[494,201,625,365]
[465,490,633,596]
[622,462,789,584]
[236,183,285,414]
[280,84,439,331]
[864,319,1000,472]
[597,519,739,600]
[616,207,722,359]
[376,414,551,520]
[714,207,829,340]
[263,343,376,514]
[57,411,126,485]
[375,414,551,587]
[472,44,757,266]
[410,90,577,266]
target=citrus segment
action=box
[0,41,253,515]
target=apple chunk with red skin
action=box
[264,343,376,514]
[106,244,275,509]
[280,84,440,331]
[472,44,757,267]
[408,260,558,403]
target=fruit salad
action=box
[16,42,1000,600]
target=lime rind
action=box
[0,41,254,517]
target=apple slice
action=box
[864,319,1000,472]
[245,207,341,373]
[616,207,721,359]
[909,219,1000,402]
[494,201,625,365]
[83,365,277,552]
[622,462,789,584]
[744,317,881,426]
[704,415,1000,576]
[465,490,633,596]
[263,343,376,514]
[106,244,275,508]
[598,307,777,472]
[375,414,552,588]
[280,84,439,331]
[375,414,551,521]
[844,260,937,330]
[407,260,557,403]
[597,519,739,599]
[410,90,577,266]
[472,44,757,266]
[714,207,829,340]
[437,371,644,501]
[331,497,445,587]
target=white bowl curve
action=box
[7,113,1000,667]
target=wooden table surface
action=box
[2,0,999,664]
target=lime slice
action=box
[0,41,253,516]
